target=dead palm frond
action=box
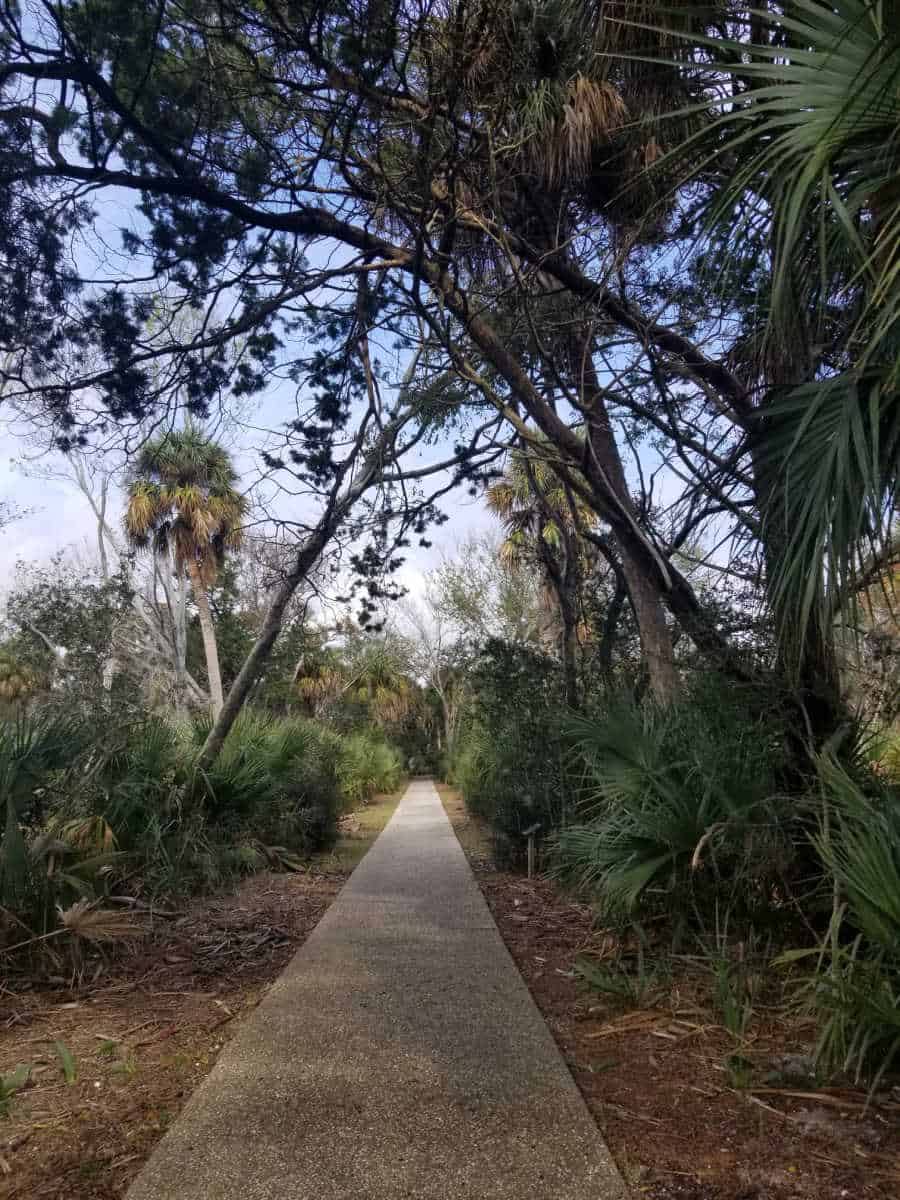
[59,900,141,943]
[0,655,38,704]
[529,74,627,187]
[53,815,118,854]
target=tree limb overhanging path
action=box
[126,782,625,1200]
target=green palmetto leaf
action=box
[758,372,900,646]
[3,1064,30,1093]
[0,1064,30,1117]
[487,441,596,570]
[815,755,900,953]
[634,1,900,647]
[554,695,783,910]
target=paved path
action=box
[127,780,625,1200]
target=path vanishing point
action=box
[126,780,626,1199]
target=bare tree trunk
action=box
[575,343,679,704]
[597,573,628,678]
[616,551,678,703]
[558,595,579,709]
[197,419,397,769]
[540,540,581,709]
[439,689,458,757]
[72,456,111,582]
[186,558,224,718]
[157,552,192,714]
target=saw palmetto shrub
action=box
[554,679,802,933]
[336,729,404,808]
[1,706,392,962]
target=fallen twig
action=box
[107,897,184,918]
[203,1012,236,1034]
[1,1132,32,1154]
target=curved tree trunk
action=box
[186,558,224,719]
[197,416,398,770]
[615,549,678,704]
[573,337,679,704]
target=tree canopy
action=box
[1,0,897,755]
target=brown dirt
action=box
[437,784,900,1200]
[0,791,404,1200]
[0,870,345,1198]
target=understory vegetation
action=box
[0,702,403,970]
[447,619,900,1093]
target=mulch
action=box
[0,869,346,1199]
[438,784,900,1200]
[480,871,900,1199]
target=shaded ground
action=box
[437,785,900,1200]
[0,792,401,1199]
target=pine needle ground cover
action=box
[439,787,900,1200]
[0,793,401,1199]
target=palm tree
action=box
[351,637,414,726]
[427,0,704,233]
[295,633,414,725]
[664,0,900,742]
[487,447,597,706]
[124,427,247,718]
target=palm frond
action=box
[759,372,900,650]
[645,0,900,648]
[59,900,141,943]
[124,427,245,580]
[532,74,627,187]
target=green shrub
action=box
[337,730,403,807]
[0,709,103,936]
[878,731,900,784]
[1,705,407,964]
[0,708,349,944]
[187,712,343,855]
[553,683,798,928]
[449,640,567,866]
[798,756,900,1089]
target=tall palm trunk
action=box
[186,558,224,718]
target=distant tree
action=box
[487,447,602,707]
[402,596,469,760]
[295,628,415,728]
[3,554,135,708]
[124,427,247,717]
[431,534,547,651]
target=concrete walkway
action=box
[127,781,625,1200]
